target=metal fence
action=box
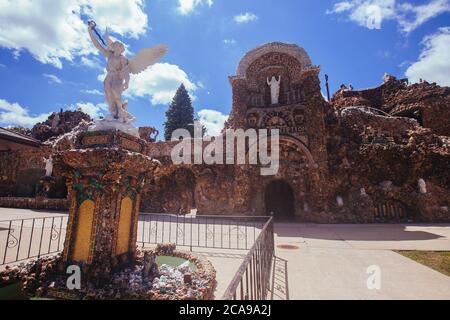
[137,214,268,251]
[222,217,275,300]
[1,214,269,266]
[271,255,289,300]
[0,215,68,266]
[1,213,282,300]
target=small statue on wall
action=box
[267,75,281,105]
[418,178,427,194]
[336,195,344,207]
[43,156,53,177]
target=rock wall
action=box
[0,143,68,198]
[31,110,92,142]
[325,107,450,222]
[331,77,450,136]
[0,147,51,197]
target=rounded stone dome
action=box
[236,42,313,77]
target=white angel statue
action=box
[88,21,167,124]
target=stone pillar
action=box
[55,130,159,277]
[227,76,248,129]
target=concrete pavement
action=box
[274,223,450,299]
[0,208,67,221]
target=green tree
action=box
[164,83,195,141]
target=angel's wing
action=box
[129,45,168,75]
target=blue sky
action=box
[0,0,449,137]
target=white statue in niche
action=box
[303,202,309,212]
[418,178,427,194]
[43,156,53,177]
[267,75,281,105]
[87,21,167,136]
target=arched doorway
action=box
[265,180,295,219]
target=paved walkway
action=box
[0,208,67,221]
[274,223,450,300]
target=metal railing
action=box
[1,213,282,300]
[1,214,269,266]
[271,255,289,300]
[222,217,275,300]
[137,214,269,251]
[0,215,68,266]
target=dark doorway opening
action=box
[265,180,295,219]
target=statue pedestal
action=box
[88,117,140,138]
[55,130,159,279]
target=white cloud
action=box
[333,1,355,13]
[327,0,396,29]
[0,0,148,68]
[0,99,51,127]
[223,39,237,45]
[196,81,205,89]
[81,89,103,96]
[80,56,102,69]
[98,62,198,105]
[405,27,450,86]
[327,0,450,33]
[74,102,108,119]
[0,63,5,68]
[177,0,213,15]
[81,0,148,38]
[398,0,450,33]
[197,109,228,136]
[43,74,63,84]
[234,12,259,24]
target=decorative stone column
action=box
[55,130,159,278]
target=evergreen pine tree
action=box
[164,83,195,141]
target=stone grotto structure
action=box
[0,42,449,223]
